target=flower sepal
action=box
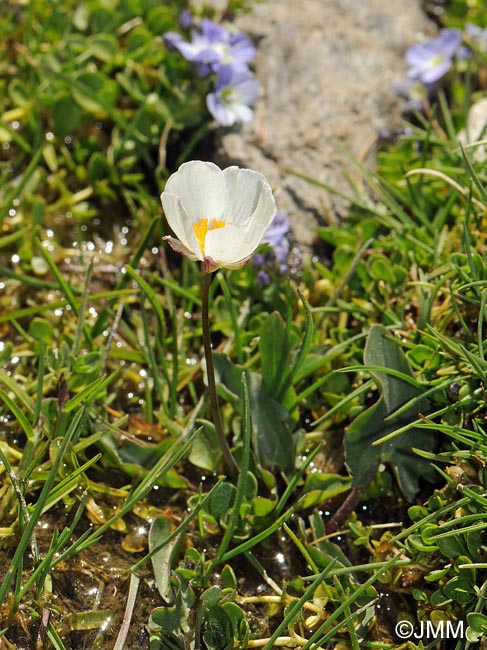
[163,235,199,261]
[203,256,219,273]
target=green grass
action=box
[1,0,487,648]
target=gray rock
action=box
[457,97,487,162]
[216,0,431,246]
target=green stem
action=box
[201,271,239,478]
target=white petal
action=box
[222,167,276,229]
[205,223,266,268]
[161,192,203,259]
[247,177,277,231]
[162,161,228,223]
[231,104,254,124]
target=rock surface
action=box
[216,0,431,246]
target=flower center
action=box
[429,54,445,68]
[193,218,226,254]
[221,87,237,105]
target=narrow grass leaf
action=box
[0,388,35,441]
[460,141,487,203]
[0,145,44,224]
[34,240,79,316]
[218,273,244,364]
[125,264,167,333]
[72,260,94,355]
[63,370,119,413]
[112,573,140,650]
[0,370,36,415]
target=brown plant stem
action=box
[325,487,365,534]
[201,270,239,478]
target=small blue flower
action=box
[179,10,194,29]
[165,19,255,77]
[406,29,462,85]
[206,66,258,126]
[392,78,429,111]
[253,211,290,283]
[262,210,290,265]
[257,270,271,286]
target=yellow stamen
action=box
[193,218,226,254]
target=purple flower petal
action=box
[263,211,290,264]
[228,32,256,65]
[257,270,271,286]
[179,10,193,28]
[164,19,255,77]
[406,28,462,85]
[200,18,230,43]
[164,32,185,50]
[207,68,258,126]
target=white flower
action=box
[161,160,276,272]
